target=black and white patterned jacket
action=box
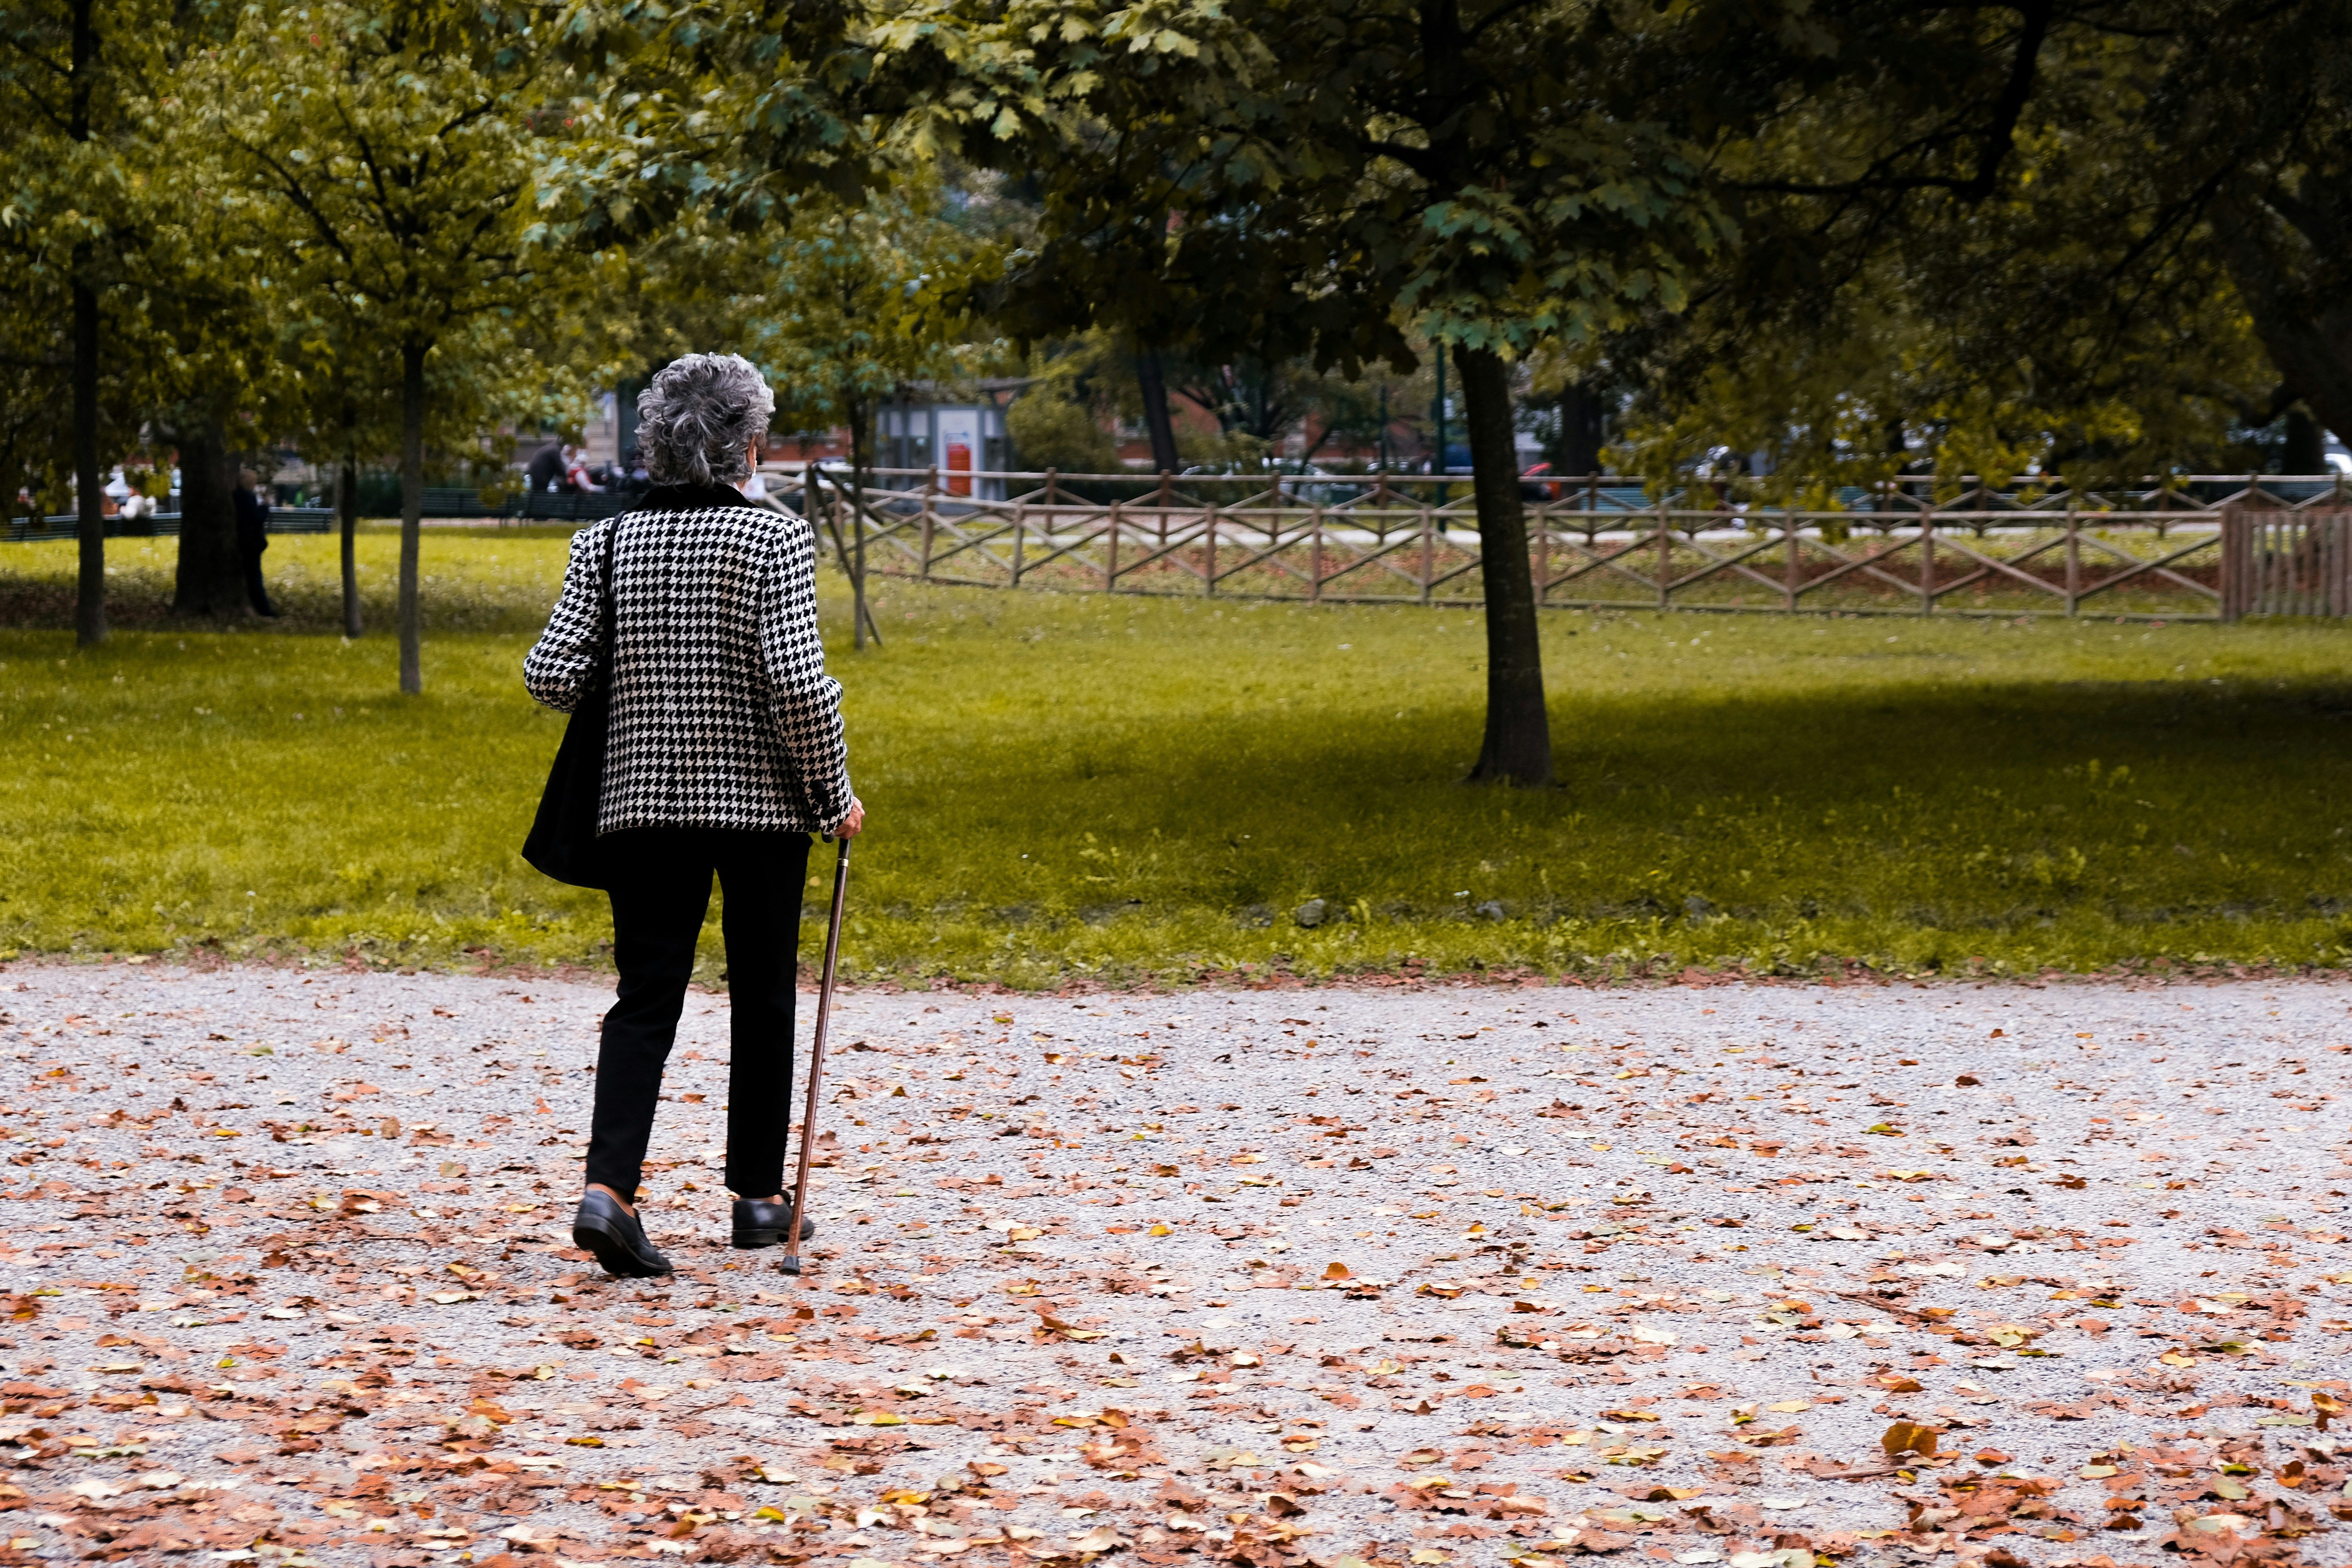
[523,486,853,837]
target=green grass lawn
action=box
[4,528,2350,985]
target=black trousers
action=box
[241,545,274,617]
[586,828,812,1202]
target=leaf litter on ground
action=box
[0,965,2348,1566]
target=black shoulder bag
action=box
[522,518,621,889]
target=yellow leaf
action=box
[1880,1421,1939,1460]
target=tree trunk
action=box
[169,421,246,616]
[1136,346,1181,473]
[399,341,424,694]
[72,269,105,646]
[2213,190,2352,451]
[68,0,102,646]
[1454,344,1551,786]
[2283,407,2326,474]
[339,453,362,637]
[1555,378,1606,478]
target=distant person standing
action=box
[233,468,277,620]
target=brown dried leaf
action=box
[1882,1421,1941,1460]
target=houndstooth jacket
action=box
[524,486,853,837]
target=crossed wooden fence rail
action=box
[758,466,2352,622]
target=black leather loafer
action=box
[572,1189,672,1278]
[732,1196,816,1248]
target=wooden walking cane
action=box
[779,835,851,1277]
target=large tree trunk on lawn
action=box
[169,422,246,617]
[339,452,362,637]
[2213,190,2352,448]
[2284,407,2326,473]
[399,341,424,695]
[1455,343,1551,786]
[72,267,105,646]
[68,0,103,646]
[1136,345,1181,474]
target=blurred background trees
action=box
[7,0,2352,770]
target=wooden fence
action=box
[2222,507,2352,618]
[763,466,2352,623]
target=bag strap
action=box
[593,517,621,685]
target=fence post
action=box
[2334,512,2350,618]
[1656,491,1671,610]
[1420,498,1434,606]
[2219,506,2242,621]
[1311,500,1325,603]
[1532,489,1550,604]
[2063,490,2080,616]
[1205,491,1219,597]
[920,465,938,583]
[1106,499,1121,593]
[849,468,874,650]
[1011,501,1027,587]
[1157,469,1172,549]
[1784,514,1800,610]
[1045,468,1060,505]
[1919,504,1935,615]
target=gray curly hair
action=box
[635,353,776,487]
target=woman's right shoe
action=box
[572,1189,673,1278]
[732,1196,816,1248]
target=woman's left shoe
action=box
[572,1188,673,1278]
[732,1196,816,1248]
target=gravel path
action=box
[1,963,2348,1568]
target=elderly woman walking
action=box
[524,353,863,1278]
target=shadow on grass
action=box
[924,675,2352,936]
